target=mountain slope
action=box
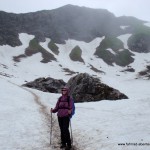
[0,33,150,84]
[0,5,147,47]
[0,5,150,150]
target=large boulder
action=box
[66,73,128,102]
[23,77,66,93]
[23,73,128,102]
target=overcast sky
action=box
[0,0,150,22]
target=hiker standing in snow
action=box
[51,87,73,150]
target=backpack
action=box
[67,96,75,119]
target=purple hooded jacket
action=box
[52,92,73,117]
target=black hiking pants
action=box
[58,116,71,146]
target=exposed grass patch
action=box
[69,46,84,63]
[95,37,134,66]
[116,49,134,66]
[128,25,150,53]
[96,49,115,66]
[13,38,56,63]
[96,37,124,53]
[48,40,59,55]
[25,38,56,63]
[132,24,150,34]
[95,37,124,65]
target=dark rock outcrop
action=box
[23,73,128,102]
[120,66,135,72]
[89,64,105,74]
[138,65,150,79]
[23,77,66,93]
[66,73,128,102]
[62,68,78,75]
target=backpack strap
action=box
[67,96,70,104]
[67,96,71,110]
[58,96,70,109]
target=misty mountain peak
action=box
[0,5,149,49]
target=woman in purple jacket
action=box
[51,87,73,150]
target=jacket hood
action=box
[61,86,69,95]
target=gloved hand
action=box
[50,108,53,113]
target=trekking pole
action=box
[50,111,53,145]
[69,120,73,145]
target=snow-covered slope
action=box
[0,78,51,150]
[0,33,149,83]
[0,33,150,150]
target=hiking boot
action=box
[65,145,72,150]
[60,144,66,149]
